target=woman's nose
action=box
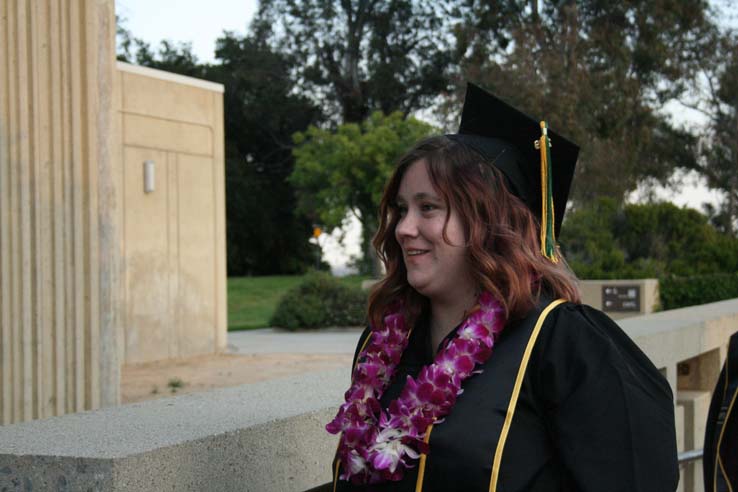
[395,211,418,239]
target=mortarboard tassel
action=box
[537,121,559,263]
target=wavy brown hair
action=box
[368,135,581,331]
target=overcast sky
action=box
[116,0,259,64]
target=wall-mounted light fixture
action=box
[143,160,155,193]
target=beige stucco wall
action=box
[116,62,227,364]
[0,2,226,424]
[0,0,120,424]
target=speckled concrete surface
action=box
[0,370,346,492]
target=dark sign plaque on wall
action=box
[602,285,641,312]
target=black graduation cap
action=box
[446,83,579,261]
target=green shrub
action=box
[562,198,738,280]
[659,273,738,310]
[269,272,367,330]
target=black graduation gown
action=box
[703,331,738,492]
[332,299,679,492]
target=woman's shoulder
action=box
[523,297,633,345]
[514,302,678,489]
[535,300,649,358]
[528,299,673,404]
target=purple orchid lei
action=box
[326,292,506,484]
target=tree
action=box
[290,112,435,274]
[451,0,713,205]
[252,0,458,274]
[212,32,324,275]
[679,29,738,234]
[253,0,455,123]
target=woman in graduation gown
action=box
[326,83,679,492]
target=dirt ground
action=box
[121,352,352,404]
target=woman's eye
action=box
[396,205,408,216]
[421,203,437,212]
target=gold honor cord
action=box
[714,348,737,492]
[414,423,435,492]
[488,299,566,491]
[332,460,341,492]
[537,121,558,263]
[714,349,729,491]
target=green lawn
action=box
[227,274,369,331]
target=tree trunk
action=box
[338,0,371,123]
[729,185,736,236]
[360,223,383,278]
[726,100,738,236]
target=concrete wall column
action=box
[0,0,120,425]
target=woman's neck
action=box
[428,288,477,355]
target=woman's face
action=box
[394,159,475,301]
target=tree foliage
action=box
[213,32,325,275]
[660,273,738,310]
[253,0,455,123]
[452,0,713,204]
[561,198,738,279]
[679,28,738,234]
[290,112,435,273]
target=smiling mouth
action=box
[406,249,429,257]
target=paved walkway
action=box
[122,328,363,404]
[226,327,364,355]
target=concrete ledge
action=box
[617,298,738,371]
[0,370,347,492]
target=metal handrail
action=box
[678,448,704,464]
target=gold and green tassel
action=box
[537,121,558,263]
